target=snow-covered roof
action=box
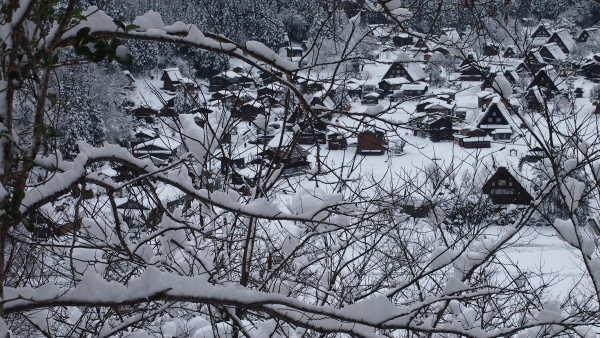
[475,90,494,99]
[134,127,158,139]
[163,68,183,80]
[425,101,454,110]
[133,136,181,153]
[526,86,545,104]
[529,50,545,64]
[346,82,361,90]
[491,128,512,134]
[401,83,427,91]
[395,52,412,63]
[466,96,518,131]
[491,75,513,99]
[215,70,242,79]
[163,68,194,84]
[361,61,389,84]
[404,63,427,82]
[530,66,565,91]
[541,43,566,61]
[531,36,549,48]
[381,77,410,85]
[368,24,394,38]
[551,29,576,52]
[460,136,492,142]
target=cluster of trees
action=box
[1,0,600,337]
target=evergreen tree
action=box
[53,63,132,160]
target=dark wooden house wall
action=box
[357,132,385,154]
[482,167,533,205]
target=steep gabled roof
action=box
[133,137,181,153]
[404,63,427,82]
[551,29,576,52]
[481,166,533,205]
[467,96,518,131]
[162,68,194,84]
[531,36,549,48]
[540,43,567,61]
[531,24,551,38]
[527,66,565,91]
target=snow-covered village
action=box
[3,0,600,337]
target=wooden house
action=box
[482,43,500,56]
[209,71,239,92]
[345,80,362,98]
[220,157,245,175]
[538,43,567,63]
[161,68,196,92]
[525,50,548,73]
[388,92,404,103]
[457,136,491,148]
[416,98,454,115]
[357,130,386,155]
[367,24,394,43]
[328,133,348,150]
[379,77,410,92]
[393,33,413,47]
[258,144,311,175]
[482,167,533,205]
[503,70,520,84]
[362,92,380,105]
[577,28,599,43]
[209,70,252,92]
[580,59,600,79]
[434,89,456,102]
[298,130,326,145]
[414,114,453,142]
[515,61,529,74]
[503,45,519,58]
[382,58,427,83]
[475,90,495,108]
[285,46,304,58]
[467,96,515,136]
[131,107,158,123]
[132,137,181,162]
[304,81,325,93]
[524,87,545,111]
[425,101,454,115]
[531,24,551,39]
[258,69,283,85]
[257,83,285,98]
[232,101,265,120]
[546,29,576,54]
[490,128,512,141]
[400,83,428,97]
[131,128,158,147]
[459,63,489,81]
[527,67,563,93]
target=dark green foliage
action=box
[188,51,230,78]
[52,63,132,160]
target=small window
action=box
[496,117,502,122]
